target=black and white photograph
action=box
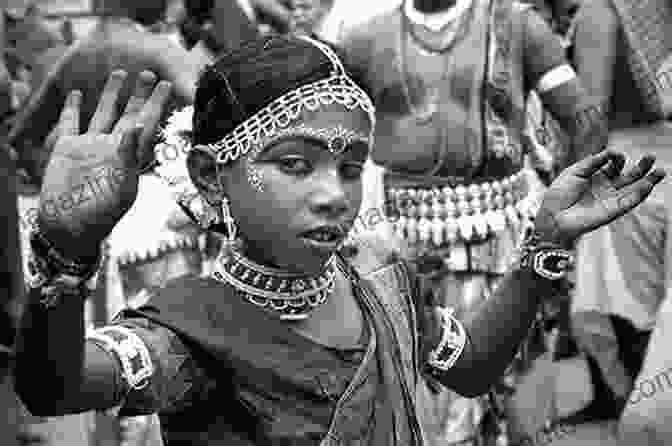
[1,0,672,445]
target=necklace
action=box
[397,7,469,125]
[211,250,337,321]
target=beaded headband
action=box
[153,35,376,230]
[200,35,376,164]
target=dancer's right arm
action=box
[13,70,173,414]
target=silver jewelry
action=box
[221,196,238,245]
[244,124,371,192]
[516,231,575,281]
[203,36,375,165]
[212,249,337,321]
[153,36,375,230]
[428,306,466,371]
[86,326,154,390]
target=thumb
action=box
[117,125,144,170]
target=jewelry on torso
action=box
[397,7,470,125]
[211,250,337,321]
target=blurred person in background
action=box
[6,0,205,188]
[340,0,607,444]
[178,0,259,56]
[570,0,672,443]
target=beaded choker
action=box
[212,250,337,321]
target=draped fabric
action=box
[609,0,672,118]
[113,251,424,445]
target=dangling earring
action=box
[220,196,240,254]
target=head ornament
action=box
[153,36,375,230]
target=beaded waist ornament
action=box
[386,171,539,246]
[152,36,376,320]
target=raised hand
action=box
[38,70,173,260]
[534,150,666,247]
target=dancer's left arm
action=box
[522,8,608,165]
[421,151,665,397]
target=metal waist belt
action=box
[386,172,537,245]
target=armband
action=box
[427,307,467,371]
[87,326,154,391]
[537,64,576,93]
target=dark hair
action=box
[191,35,370,146]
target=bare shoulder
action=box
[574,0,620,32]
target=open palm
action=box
[38,70,173,260]
[536,150,666,246]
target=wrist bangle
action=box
[515,230,575,281]
[427,307,467,372]
[27,252,98,308]
[29,224,101,278]
[27,225,101,308]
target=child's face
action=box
[191,103,371,276]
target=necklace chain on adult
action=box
[402,0,472,55]
[397,10,464,124]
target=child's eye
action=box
[277,157,312,175]
[341,162,364,180]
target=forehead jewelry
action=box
[245,124,372,192]
[197,35,376,166]
[153,36,376,228]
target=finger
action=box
[117,124,145,170]
[612,155,656,189]
[113,71,158,134]
[603,168,666,223]
[55,90,82,137]
[87,70,127,133]
[566,150,620,179]
[135,80,173,167]
[601,152,626,180]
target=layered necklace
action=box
[212,249,338,321]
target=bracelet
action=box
[29,224,101,278]
[427,307,467,372]
[27,226,101,308]
[515,231,575,281]
[27,252,98,308]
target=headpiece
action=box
[152,36,375,321]
[153,35,376,229]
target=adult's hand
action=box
[534,150,666,247]
[38,70,173,260]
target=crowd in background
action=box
[1,0,671,445]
